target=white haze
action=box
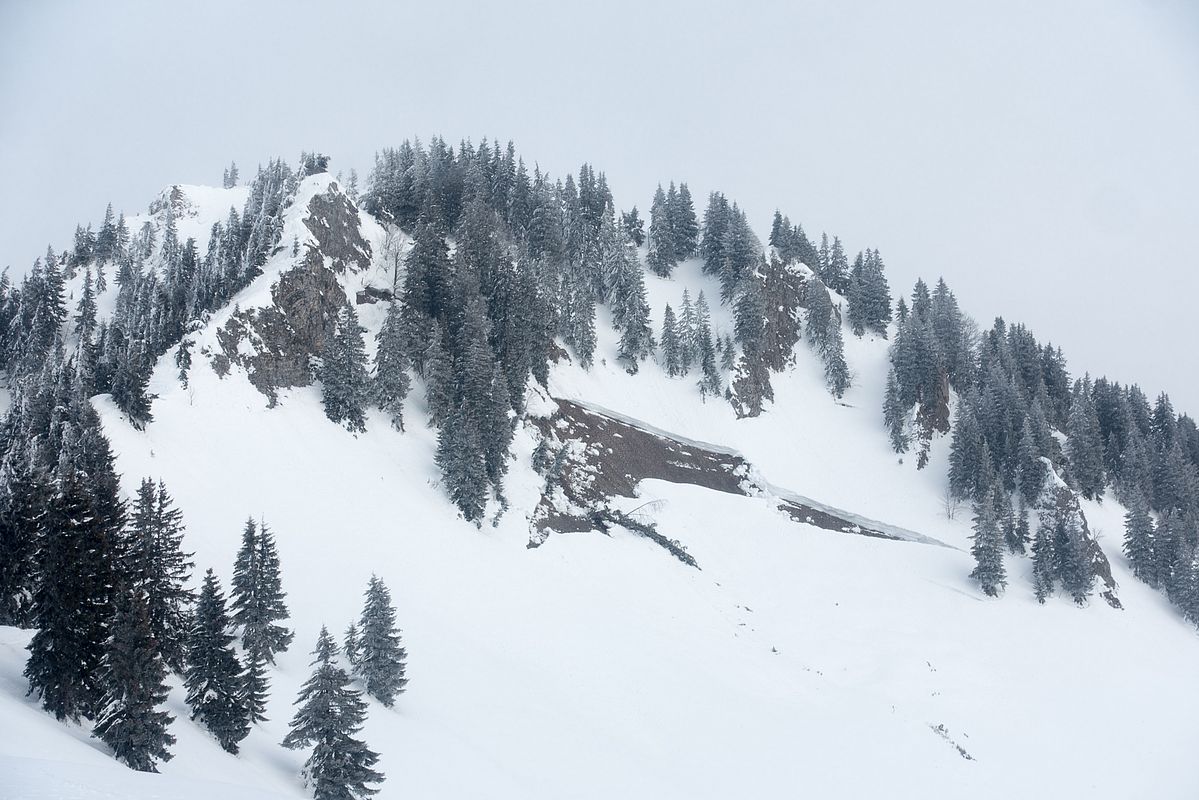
[1,0,1197,408]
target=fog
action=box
[2,0,1197,407]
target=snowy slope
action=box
[4,175,1198,800]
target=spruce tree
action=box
[660,304,681,377]
[1016,420,1047,505]
[620,207,645,246]
[25,475,119,721]
[1014,500,1031,556]
[283,627,385,800]
[611,240,654,372]
[646,186,675,277]
[93,587,176,772]
[822,315,850,399]
[320,301,371,433]
[124,479,194,672]
[1067,380,1106,499]
[243,646,271,724]
[355,576,408,707]
[373,301,411,432]
[1047,495,1095,605]
[175,338,192,388]
[694,305,722,398]
[720,334,736,371]
[343,622,362,669]
[672,183,700,259]
[1032,514,1056,603]
[0,470,47,627]
[970,487,1007,596]
[884,369,909,453]
[230,518,294,663]
[948,392,984,501]
[422,324,454,426]
[1123,491,1157,584]
[75,268,98,341]
[677,290,697,374]
[185,569,250,754]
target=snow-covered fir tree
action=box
[123,478,194,672]
[373,300,412,432]
[660,304,681,377]
[970,487,1007,597]
[283,627,384,800]
[320,301,371,433]
[354,575,408,707]
[646,185,675,277]
[185,569,250,754]
[1123,490,1156,585]
[230,517,294,663]
[25,474,123,722]
[93,587,176,772]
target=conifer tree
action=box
[660,304,681,377]
[805,279,834,354]
[672,183,700,259]
[1067,380,1106,499]
[822,315,850,399]
[1154,512,1180,592]
[124,479,194,672]
[1045,494,1095,605]
[399,219,452,373]
[1032,515,1056,603]
[185,569,249,754]
[243,646,271,724]
[110,341,154,429]
[283,627,384,800]
[720,334,736,371]
[175,338,192,388]
[354,576,408,707]
[884,369,909,453]
[1016,420,1047,505]
[564,284,596,369]
[825,236,850,295]
[435,413,487,522]
[677,290,697,374]
[0,470,47,627]
[970,487,1007,596]
[620,207,644,246]
[422,324,454,426]
[25,475,120,721]
[646,185,675,277]
[693,299,722,398]
[948,392,984,501]
[343,622,362,669]
[373,301,411,432]
[320,301,370,433]
[1123,491,1157,584]
[75,268,98,342]
[611,240,654,372]
[1014,500,1031,555]
[93,587,176,772]
[230,518,294,663]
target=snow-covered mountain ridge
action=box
[2,160,1197,800]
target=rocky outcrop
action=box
[530,398,954,562]
[303,188,371,273]
[213,184,369,403]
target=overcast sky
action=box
[2,0,1197,409]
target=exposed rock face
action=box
[303,189,371,273]
[530,398,954,563]
[214,185,368,403]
